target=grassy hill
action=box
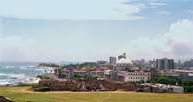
[0,86,193,102]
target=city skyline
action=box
[0,0,193,62]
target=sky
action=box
[0,0,193,62]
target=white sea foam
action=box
[0,73,26,79]
[0,79,11,85]
[0,64,43,86]
[0,73,39,85]
[3,65,15,69]
[19,65,36,70]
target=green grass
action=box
[0,86,193,102]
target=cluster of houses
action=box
[36,53,185,93]
[157,69,193,81]
[53,53,152,83]
[138,83,184,93]
[54,68,151,83]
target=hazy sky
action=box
[0,0,193,62]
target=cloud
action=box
[0,0,144,20]
[112,2,144,20]
[149,2,167,6]
[148,1,167,9]
[127,0,167,7]
[165,19,193,58]
[128,19,193,59]
[170,41,193,57]
[168,19,193,42]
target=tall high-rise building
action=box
[156,58,174,69]
[109,56,117,65]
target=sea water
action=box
[0,63,45,86]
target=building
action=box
[97,60,108,66]
[118,53,126,60]
[138,83,184,93]
[109,56,117,65]
[117,71,151,82]
[156,58,174,70]
[183,59,193,68]
[57,68,106,80]
[116,58,133,71]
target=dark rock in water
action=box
[0,96,14,102]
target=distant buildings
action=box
[109,57,117,65]
[36,52,193,93]
[183,59,193,68]
[112,53,133,71]
[53,52,151,83]
[108,53,151,82]
[117,58,133,71]
[158,69,193,81]
[156,58,174,70]
[117,71,151,82]
[97,60,108,66]
[138,83,184,93]
[56,68,106,80]
[118,53,126,60]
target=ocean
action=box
[0,63,45,86]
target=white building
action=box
[116,58,133,71]
[118,71,151,82]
